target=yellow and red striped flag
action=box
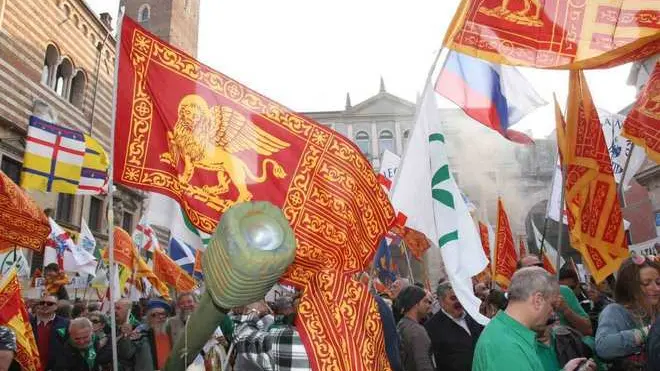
[0,268,41,371]
[493,198,517,289]
[555,71,628,283]
[622,62,660,164]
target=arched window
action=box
[402,129,410,152]
[55,58,73,99]
[41,44,59,87]
[69,70,86,108]
[138,4,150,23]
[378,130,394,155]
[355,131,370,157]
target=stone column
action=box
[371,122,378,167]
[395,121,403,155]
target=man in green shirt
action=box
[472,267,590,371]
[518,256,593,336]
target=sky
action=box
[85,0,637,139]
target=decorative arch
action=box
[138,4,151,23]
[42,44,60,87]
[355,131,370,157]
[69,69,86,109]
[55,57,74,98]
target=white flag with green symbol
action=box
[391,86,489,325]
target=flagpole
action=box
[556,164,566,279]
[107,10,124,371]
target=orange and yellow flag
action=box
[555,71,628,283]
[623,62,660,164]
[0,268,41,371]
[153,248,196,293]
[134,253,171,300]
[493,198,517,289]
[444,0,660,69]
[103,227,136,270]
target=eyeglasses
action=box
[38,301,56,307]
[150,312,167,318]
[531,263,544,268]
[449,295,458,301]
[90,319,101,324]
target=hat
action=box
[396,285,427,316]
[0,326,16,352]
[147,299,171,313]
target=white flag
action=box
[0,249,30,277]
[132,216,160,252]
[48,218,97,276]
[145,193,210,250]
[532,219,565,272]
[391,86,489,325]
[597,110,646,190]
[79,219,97,256]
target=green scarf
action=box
[69,334,97,369]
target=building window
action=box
[138,4,150,23]
[69,70,86,108]
[55,58,73,99]
[56,193,74,223]
[88,197,103,231]
[0,156,22,184]
[42,44,59,87]
[122,211,134,233]
[402,130,410,152]
[184,0,191,14]
[355,131,370,158]
[378,130,394,155]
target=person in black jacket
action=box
[424,282,483,371]
[30,294,69,371]
[52,318,112,371]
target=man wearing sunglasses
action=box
[425,281,484,371]
[29,294,69,371]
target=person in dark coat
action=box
[424,282,483,371]
[52,318,112,371]
[648,314,660,371]
[30,294,69,371]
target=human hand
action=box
[564,358,596,371]
[119,323,132,338]
[552,295,568,313]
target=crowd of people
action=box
[0,255,658,371]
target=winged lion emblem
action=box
[160,94,290,211]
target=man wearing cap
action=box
[0,326,17,371]
[396,285,434,371]
[141,299,172,370]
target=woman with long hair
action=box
[595,256,660,370]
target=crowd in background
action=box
[0,255,658,371]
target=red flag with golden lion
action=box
[114,17,394,370]
[444,0,660,69]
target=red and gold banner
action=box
[135,253,171,300]
[623,62,660,164]
[493,198,517,289]
[103,227,136,270]
[0,269,41,371]
[0,171,50,253]
[478,222,491,258]
[114,18,395,370]
[392,226,430,260]
[542,251,557,275]
[153,248,196,293]
[297,270,391,371]
[444,0,660,69]
[556,71,628,283]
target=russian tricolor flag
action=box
[435,51,546,144]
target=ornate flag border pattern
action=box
[622,62,660,164]
[114,19,395,288]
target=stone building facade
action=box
[302,79,416,169]
[0,0,148,271]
